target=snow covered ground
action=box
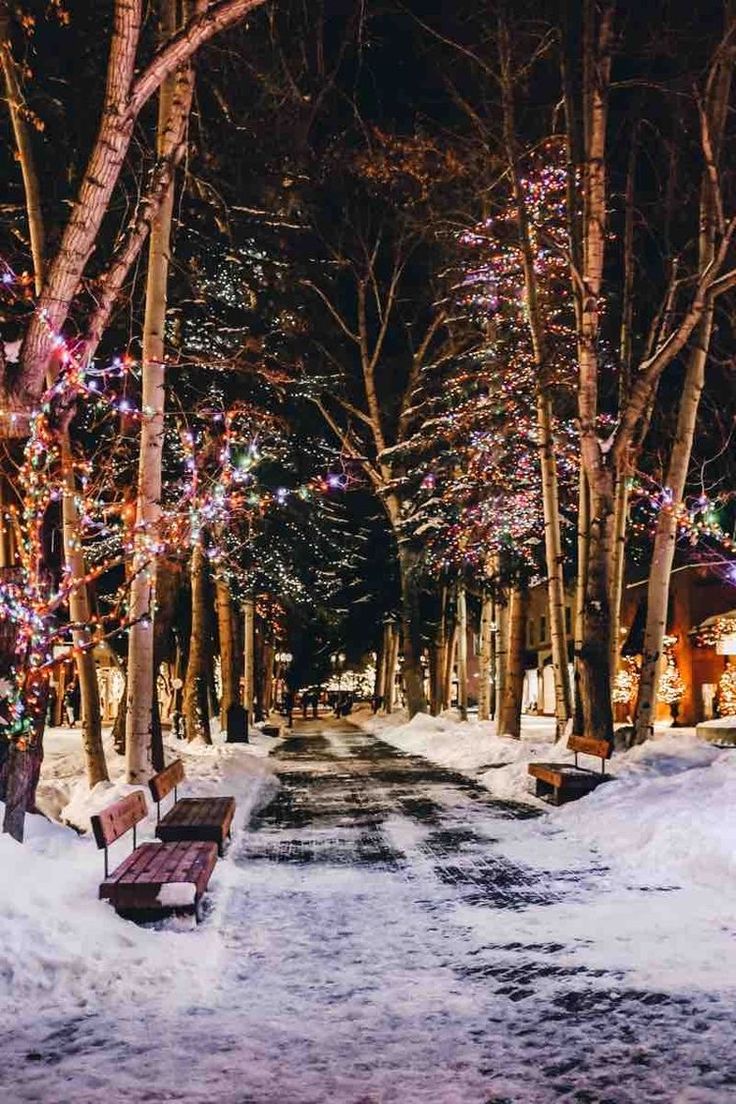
[1,724,280,1013]
[1,714,735,1102]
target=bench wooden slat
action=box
[568,735,612,760]
[100,845,149,888]
[100,841,218,911]
[528,763,565,787]
[156,796,236,853]
[90,791,148,849]
[149,759,185,804]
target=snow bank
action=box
[556,731,735,892]
[0,726,280,1014]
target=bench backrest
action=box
[149,758,185,804]
[90,790,148,850]
[568,735,612,761]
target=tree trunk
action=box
[443,621,457,711]
[125,0,188,784]
[0,8,45,294]
[608,471,629,684]
[579,479,615,742]
[2,741,38,842]
[574,1,615,744]
[477,591,494,722]
[183,537,211,743]
[112,677,127,755]
[3,8,108,790]
[243,596,255,723]
[635,309,715,741]
[456,583,468,721]
[397,542,427,716]
[429,586,448,716]
[262,640,275,716]
[633,24,732,742]
[1,666,48,841]
[15,0,267,405]
[573,465,590,736]
[499,27,572,738]
[497,586,527,739]
[537,394,573,737]
[384,622,399,712]
[374,631,386,703]
[382,492,427,716]
[215,576,238,718]
[61,438,108,787]
[428,643,441,716]
[608,131,637,684]
[494,597,509,722]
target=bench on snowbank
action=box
[149,760,236,857]
[91,791,217,921]
[528,736,613,806]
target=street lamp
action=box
[274,650,293,710]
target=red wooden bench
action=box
[90,790,217,921]
[149,759,236,856]
[528,736,613,806]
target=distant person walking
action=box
[63,676,80,727]
[284,688,294,728]
[46,683,58,727]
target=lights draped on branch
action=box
[0,265,352,744]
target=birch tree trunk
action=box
[429,586,447,716]
[573,465,590,735]
[61,439,108,786]
[477,591,494,722]
[579,480,616,742]
[608,472,630,682]
[384,623,399,712]
[575,1,615,743]
[14,0,267,405]
[243,596,254,725]
[0,9,45,294]
[443,621,457,711]
[497,586,528,739]
[498,29,572,737]
[494,598,509,723]
[608,136,637,682]
[262,640,275,716]
[396,541,427,716]
[215,577,238,719]
[125,0,194,783]
[634,10,733,742]
[183,537,211,742]
[374,632,386,704]
[634,295,715,742]
[537,392,573,737]
[456,583,468,721]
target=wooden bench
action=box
[91,791,217,921]
[528,736,613,806]
[149,759,236,856]
[261,721,285,738]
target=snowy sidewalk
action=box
[2,719,735,1102]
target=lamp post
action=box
[274,650,293,712]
